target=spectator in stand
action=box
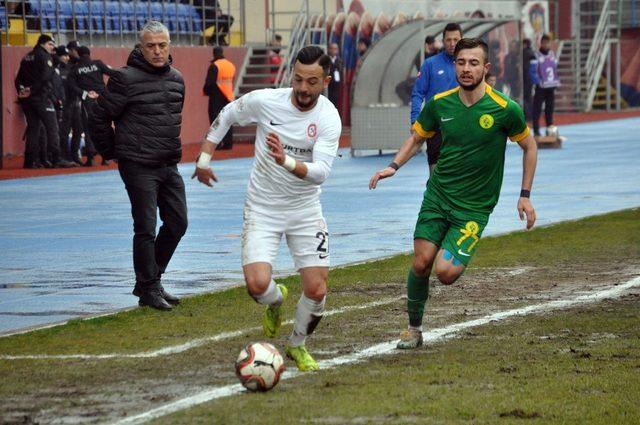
[203,46,236,150]
[327,42,343,109]
[68,46,117,166]
[204,0,235,46]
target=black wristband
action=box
[520,189,531,198]
[388,161,399,170]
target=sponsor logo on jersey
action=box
[479,114,494,129]
[307,123,317,138]
[282,144,312,155]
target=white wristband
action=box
[282,155,296,172]
[196,152,212,169]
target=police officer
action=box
[15,35,74,168]
[68,45,116,166]
[54,45,82,165]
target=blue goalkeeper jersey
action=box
[410,50,457,123]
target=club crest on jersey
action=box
[307,123,317,139]
[479,114,494,129]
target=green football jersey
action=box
[413,85,529,214]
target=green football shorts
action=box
[413,189,489,266]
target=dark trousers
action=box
[22,100,60,166]
[59,100,83,161]
[118,161,188,288]
[208,95,233,149]
[533,86,555,136]
[80,98,98,159]
[328,83,340,109]
[523,82,533,121]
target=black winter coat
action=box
[89,48,185,165]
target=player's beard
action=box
[457,72,485,91]
[293,89,320,110]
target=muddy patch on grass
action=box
[1,260,639,424]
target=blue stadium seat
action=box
[73,0,89,34]
[0,6,6,30]
[118,1,134,33]
[163,2,178,33]
[88,0,105,33]
[177,4,190,34]
[135,1,150,30]
[106,1,122,34]
[190,5,202,33]
[150,1,163,22]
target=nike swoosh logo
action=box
[319,254,329,259]
[441,117,454,122]
[457,249,470,257]
[270,120,283,126]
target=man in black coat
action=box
[522,38,536,120]
[327,42,342,110]
[68,45,117,166]
[15,35,74,168]
[89,21,188,311]
[56,45,83,165]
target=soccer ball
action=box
[546,125,559,138]
[235,342,285,392]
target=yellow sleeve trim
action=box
[434,86,460,101]
[412,121,435,139]
[485,85,508,108]
[509,126,530,142]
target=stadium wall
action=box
[2,46,248,157]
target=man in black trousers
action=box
[90,21,188,311]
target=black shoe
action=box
[138,288,173,311]
[160,288,180,305]
[53,160,76,168]
[72,157,83,166]
[133,285,180,305]
[83,158,94,167]
[42,160,53,168]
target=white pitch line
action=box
[0,297,402,360]
[112,276,640,425]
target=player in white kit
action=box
[193,46,342,371]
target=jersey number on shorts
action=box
[316,231,329,259]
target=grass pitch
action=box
[0,209,638,424]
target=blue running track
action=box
[0,117,638,334]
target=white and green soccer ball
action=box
[235,342,285,392]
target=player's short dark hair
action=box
[541,34,551,42]
[296,45,331,76]
[425,35,435,44]
[442,23,462,39]
[523,38,531,48]
[213,46,224,59]
[453,37,489,63]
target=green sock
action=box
[407,268,429,328]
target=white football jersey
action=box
[207,88,342,210]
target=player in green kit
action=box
[369,38,538,349]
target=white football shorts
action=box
[241,203,330,270]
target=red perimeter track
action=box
[2,110,639,181]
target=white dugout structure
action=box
[350,17,520,154]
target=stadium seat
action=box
[73,0,89,34]
[190,5,202,33]
[162,2,178,33]
[88,0,105,33]
[118,1,134,33]
[150,1,163,22]
[134,1,150,31]
[177,3,190,34]
[0,6,6,30]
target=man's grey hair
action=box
[139,20,170,43]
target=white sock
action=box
[409,325,423,332]
[289,294,325,347]
[254,280,283,307]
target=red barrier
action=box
[2,45,248,157]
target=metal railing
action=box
[274,2,326,88]
[582,0,619,110]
